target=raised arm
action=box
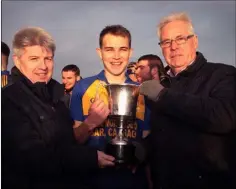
[140,66,236,134]
[70,83,109,143]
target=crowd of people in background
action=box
[1,11,236,189]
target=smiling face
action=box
[62,70,79,90]
[96,34,133,78]
[160,20,198,73]
[13,45,54,83]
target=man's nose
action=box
[114,51,121,59]
[39,59,48,69]
[170,40,178,50]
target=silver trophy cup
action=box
[105,83,140,164]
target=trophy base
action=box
[105,142,136,164]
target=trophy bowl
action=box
[105,83,139,119]
[104,83,140,164]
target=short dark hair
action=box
[138,54,164,70]
[1,41,10,57]
[99,25,131,48]
[62,64,80,76]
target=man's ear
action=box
[129,48,133,59]
[151,66,158,76]
[12,55,21,70]
[193,35,198,50]
[76,76,81,81]
[96,48,102,60]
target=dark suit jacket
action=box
[2,75,98,189]
[149,52,236,189]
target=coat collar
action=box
[96,70,135,84]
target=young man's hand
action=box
[84,94,110,130]
[97,151,115,168]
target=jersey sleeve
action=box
[70,82,85,122]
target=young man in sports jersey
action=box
[70,25,150,189]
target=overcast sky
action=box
[2,1,235,82]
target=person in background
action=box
[61,64,82,108]
[127,61,138,82]
[2,26,115,189]
[1,41,11,88]
[140,12,236,189]
[135,54,169,84]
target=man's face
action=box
[13,45,53,83]
[96,34,133,77]
[160,20,198,70]
[135,60,152,83]
[62,71,79,90]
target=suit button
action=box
[39,115,44,120]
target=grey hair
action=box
[12,27,56,56]
[157,12,195,40]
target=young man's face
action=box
[135,60,152,83]
[62,71,79,91]
[96,34,133,77]
[13,45,54,83]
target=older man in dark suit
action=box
[2,27,115,189]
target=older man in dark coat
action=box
[140,12,236,189]
[2,27,115,189]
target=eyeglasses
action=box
[158,34,194,48]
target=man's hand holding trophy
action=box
[85,81,148,171]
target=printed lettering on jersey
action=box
[82,80,108,115]
[91,126,106,137]
[105,118,139,140]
